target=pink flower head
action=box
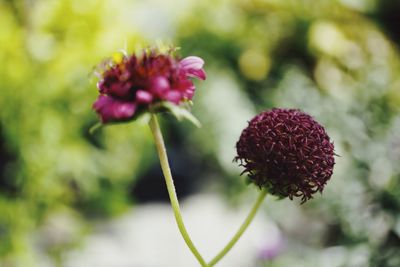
[93,49,206,123]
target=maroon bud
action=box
[235,108,335,203]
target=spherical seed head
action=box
[235,108,335,203]
[92,49,206,123]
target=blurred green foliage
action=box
[1,0,400,266]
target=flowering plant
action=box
[92,47,335,266]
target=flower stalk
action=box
[149,114,208,267]
[208,190,267,267]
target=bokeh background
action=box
[1,0,400,266]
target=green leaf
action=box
[89,122,102,134]
[155,102,202,128]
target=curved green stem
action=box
[149,114,208,267]
[208,190,267,267]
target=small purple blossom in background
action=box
[235,108,335,203]
[258,234,285,262]
[93,49,206,123]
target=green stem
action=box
[149,114,208,267]
[208,190,267,267]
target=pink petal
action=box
[113,101,136,119]
[186,68,206,80]
[179,56,206,80]
[180,56,204,70]
[136,90,153,104]
[93,95,136,123]
[97,79,132,98]
[164,90,182,104]
[183,85,196,100]
[151,76,170,97]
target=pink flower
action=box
[93,49,206,123]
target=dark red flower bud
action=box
[235,108,335,203]
[92,49,206,123]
